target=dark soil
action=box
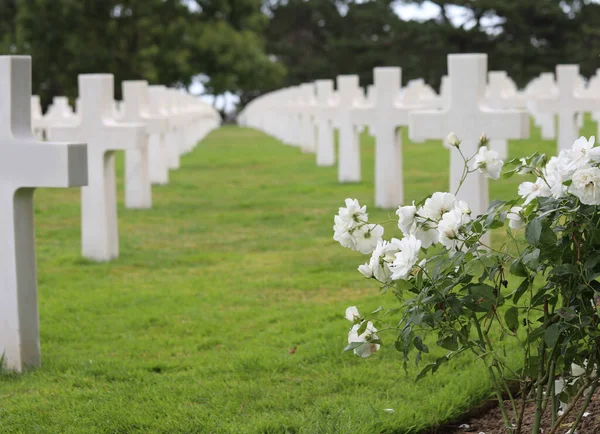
[420,388,600,434]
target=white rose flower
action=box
[333,222,355,250]
[446,132,461,147]
[518,178,551,205]
[348,321,380,358]
[357,263,373,278]
[396,204,417,235]
[421,192,456,221]
[473,146,504,180]
[413,225,440,249]
[345,306,361,322]
[337,198,368,228]
[570,136,600,164]
[543,156,569,200]
[507,206,525,231]
[368,239,403,283]
[569,167,600,205]
[438,208,471,251]
[390,235,422,281]
[353,224,384,254]
[455,200,471,216]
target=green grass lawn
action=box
[0,119,597,433]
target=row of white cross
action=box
[0,56,221,372]
[239,53,600,217]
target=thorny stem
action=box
[454,147,476,196]
[532,302,549,434]
[548,377,598,434]
[570,381,598,434]
[472,313,512,429]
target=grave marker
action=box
[121,80,168,208]
[0,56,88,371]
[315,80,336,167]
[409,54,529,217]
[534,65,598,152]
[352,67,412,208]
[48,74,146,261]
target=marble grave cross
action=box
[409,54,529,217]
[121,80,168,208]
[314,80,336,167]
[149,85,180,171]
[352,67,414,209]
[147,85,172,185]
[535,65,598,152]
[48,74,146,262]
[334,75,361,183]
[0,56,88,372]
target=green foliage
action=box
[0,0,283,108]
[267,0,600,91]
[342,121,600,433]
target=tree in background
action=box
[2,0,600,111]
[267,0,600,91]
[0,0,284,110]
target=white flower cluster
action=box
[396,192,473,252]
[333,199,384,254]
[519,136,600,206]
[345,306,380,358]
[334,193,475,286]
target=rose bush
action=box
[333,135,600,434]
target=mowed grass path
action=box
[0,121,596,433]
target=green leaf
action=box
[505,306,519,332]
[584,252,600,271]
[525,219,542,246]
[465,284,497,312]
[343,341,364,352]
[414,336,429,353]
[523,249,540,267]
[544,323,563,349]
[557,307,577,321]
[510,260,528,278]
[357,321,368,336]
[437,335,458,351]
[527,326,545,343]
[513,278,530,304]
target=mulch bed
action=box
[421,388,600,434]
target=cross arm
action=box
[142,116,169,135]
[408,109,449,142]
[104,121,147,151]
[478,109,530,140]
[3,141,88,188]
[351,106,375,130]
[533,97,561,115]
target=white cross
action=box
[166,89,186,167]
[121,80,168,208]
[525,73,557,140]
[149,85,180,172]
[484,71,528,159]
[535,65,598,152]
[299,83,316,153]
[409,54,529,217]
[0,56,88,372]
[47,74,146,262]
[335,75,361,183]
[147,85,172,185]
[30,95,45,140]
[315,80,335,167]
[351,67,411,209]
